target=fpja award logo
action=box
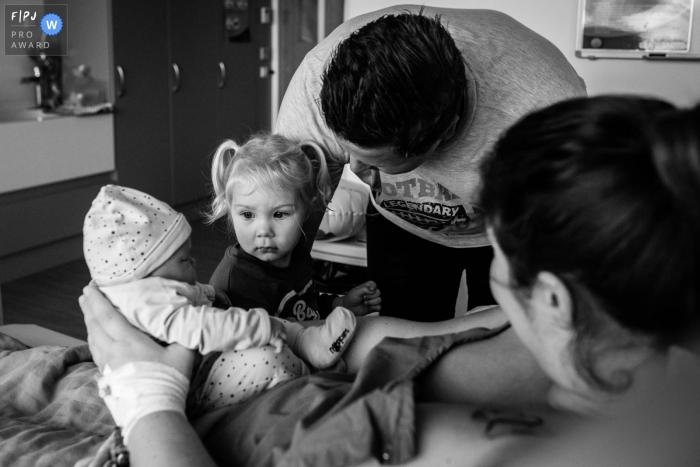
[5,4,67,56]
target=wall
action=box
[345,0,700,107]
[47,0,111,99]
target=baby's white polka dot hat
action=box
[83,185,192,286]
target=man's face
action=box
[338,139,431,176]
[337,114,459,177]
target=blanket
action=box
[203,324,514,467]
[0,332,114,467]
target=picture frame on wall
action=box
[575,0,700,60]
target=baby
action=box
[83,185,357,419]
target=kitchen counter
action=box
[0,108,62,125]
[0,112,114,195]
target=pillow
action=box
[317,175,369,242]
[0,331,30,351]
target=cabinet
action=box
[216,1,273,151]
[112,0,272,209]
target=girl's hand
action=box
[79,285,195,377]
[213,288,233,309]
[343,281,382,316]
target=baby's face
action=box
[148,238,197,285]
[230,181,305,268]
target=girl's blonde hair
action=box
[207,133,331,231]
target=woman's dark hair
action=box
[320,9,467,158]
[479,95,700,390]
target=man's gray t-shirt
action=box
[276,6,587,247]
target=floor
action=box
[0,219,234,341]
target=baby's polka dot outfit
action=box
[193,345,311,413]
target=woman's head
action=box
[208,133,331,267]
[480,96,700,391]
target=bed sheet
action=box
[0,331,114,467]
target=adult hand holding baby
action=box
[80,285,200,449]
[80,285,196,376]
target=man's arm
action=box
[344,307,551,408]
[275,49,347,249]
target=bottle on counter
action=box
[66,64,104,107]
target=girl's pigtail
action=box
[300,141,332,211]
[206,140,239,224]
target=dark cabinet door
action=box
[112,0,271,208]
[112,0,173,203]
[169,0,220,206]
[216,0,272,144]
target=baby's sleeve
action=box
[188,305,273,354]
[126,281,273,354]
[194,282,216,303]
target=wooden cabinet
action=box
[112,0,272,209]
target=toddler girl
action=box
[208,133,382,321]
[83,185,357,423]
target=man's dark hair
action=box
[320,10,467,158]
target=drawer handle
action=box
[116,65,125,98]
[218,62,226,88]
[171,63,180,93]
